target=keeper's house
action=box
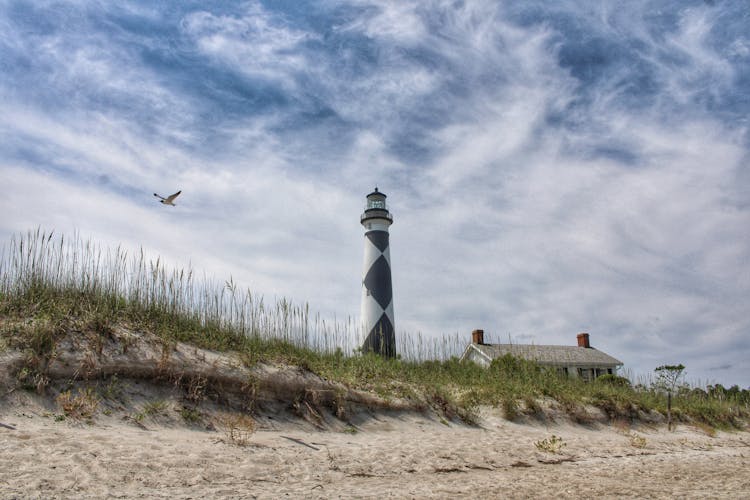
[459,331,623,381]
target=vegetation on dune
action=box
[1,229,748,429]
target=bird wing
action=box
[153,193,165,200]
[165,190,182,202]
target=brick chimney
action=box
[577,333,590,348]
[472,329,485,345]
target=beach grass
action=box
[1,229,748,428]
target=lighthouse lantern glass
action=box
[368,198,385,210]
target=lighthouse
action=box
[360,187,395,357]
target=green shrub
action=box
[180,407,202,423]
[595,374,632,388]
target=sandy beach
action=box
[1,327,749,499]
[2,399,749,499]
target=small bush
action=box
[141,400,169,416]
[596,374,632,388]
[30,324,58,357]
[16,366,49,393]
[535,435,566,454]
[502,397,520,421]
[101,374,122,400]
[57,388,99,419]
[523,396,543,417]
[131,400,169,423]
[180,407,202,423]
[628,433,647,448]
[216,412,256,446]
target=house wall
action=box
[462,348,619,380]
[563,366,616,380]
[465,349,491,368]
[510,364,617,380]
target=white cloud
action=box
[338,1,428,44]
[182,6,316,89]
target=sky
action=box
[1,0,748,387]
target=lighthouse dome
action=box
[361,187,393,224]
[366,187,387,209]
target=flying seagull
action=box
[154,190,181,206]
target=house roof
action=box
[464,343,623,367]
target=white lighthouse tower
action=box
[360,187,395,357]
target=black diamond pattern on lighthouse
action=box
[363,254,392,309]
[360,188,395,358]
[366,231,390,252]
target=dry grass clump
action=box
[627,432,647,448]
[131,400,170,424]
[56,388,99,419]
[215,412,256,446]
[534,435,566,454]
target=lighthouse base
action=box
[362,314,396,358]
